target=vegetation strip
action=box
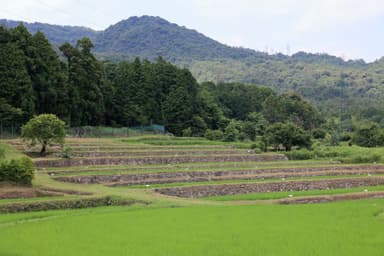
[155,177,384,198]
[0,196,147,213]
[34,154,287,168]
[68,150,251,157]
[278,192,384,204]
[54,165,384,185]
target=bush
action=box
[285,149,315,160]
[352,123,384,147]
[311,128,327,139]
[341,154,381,164]
[60,145,73,159]
[340,132,352,142]
[182,127,192,137]
[204,129,224,141]
[0,147,5,159]
[0,196,141,213]
[251,141,266,152]
[223,121,240,142]
[0,157,34,185]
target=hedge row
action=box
[0,157,34,185]
[0,196,146,213]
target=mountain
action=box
[1,16,384,116]
[94,16,260,61]
[0,19,98,46]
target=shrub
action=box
[251,141,266,152]
[285,149,314,160]
[182,127,192,137]
[223,121,240,142]
[204,129,224,141]
[311,128,327,139]
[352,123,384,147]
[341,154,381,164]
[340,132,352,142]
[0,196,141,213]
[0,147,5,159]
[60,145,73,159]
[0,157,34,185]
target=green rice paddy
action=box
[1,200,383,256]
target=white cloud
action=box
[293,0,384,33]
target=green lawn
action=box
[0,200,383,256]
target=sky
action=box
[1,0,384,62]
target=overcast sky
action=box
[1,0,384,62]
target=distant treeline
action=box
[0,24,323,137]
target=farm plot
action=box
[4,137,384,211]
[1,200,384,256]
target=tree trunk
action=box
[40,143,47,156]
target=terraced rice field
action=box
[1,136,384,255]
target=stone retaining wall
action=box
[55,165,384,185]
[155,177,384,198]
[35,154,288,168]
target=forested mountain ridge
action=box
[0,19,98,46]
[2,16,370,65]
[1,16,384,116]
[94,16,257,61]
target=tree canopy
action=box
[21,114,65,155]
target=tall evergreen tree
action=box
[30,32,69,120]
[0,26,34,126]
[60,38,105,126]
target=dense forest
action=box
[2,24,384,150]
[0,25,321,135]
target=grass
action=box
[121,135,254,148]
[290,144,384,164]
[204,184,384,201]
[0,200,384,256]
[0,141,25,160]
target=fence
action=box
[0,125,20,138]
